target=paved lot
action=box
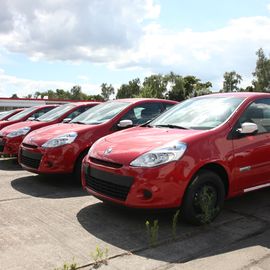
[0,158,270,270]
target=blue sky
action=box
[0,0,270,97]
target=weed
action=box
[145,219,159,247]
[196,186,219,224]
[54,258,77,270]
[172,210,180,239]
[90,246,109,268]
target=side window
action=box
[121,102,163,125]
[162,102,176,111]
[65,107,86,120]
[31,107,52,118]
[239,98,270,134]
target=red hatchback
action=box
[19,99,177,180]
[0,102,99,156]
[0,105,56,130]
[82,92,270,224]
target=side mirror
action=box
[27,117,35,121]
[62,118,72,123]
[237,122,258,134]
[117,119,133,128]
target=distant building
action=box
[0,97,85,111]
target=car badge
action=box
[104,147,113,155]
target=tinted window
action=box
[121,102,163,125]
[31,107,54,119]
[238,98,270,133]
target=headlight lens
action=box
[130,141,187,167]
[7,127,31,138]
[42,132,78,148]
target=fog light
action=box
[45,161,53,168]
[143,189,152,199]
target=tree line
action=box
[11,48,270,101]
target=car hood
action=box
[23,123,99,146]
[90,126,206,165]
[0,121,47,136]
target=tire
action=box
[182,169,225,225]
[74,150,88,183]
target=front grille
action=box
[20,149,42,169]
[22,143,38,149]
[90,157,122,168]
[85,167,133,201]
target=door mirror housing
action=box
[117,119,133,128]
[62,118,72,123]
[237,122,258,134]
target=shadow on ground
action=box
[11,174,87,199]
[77,187,270,263]
[0,158,23,171]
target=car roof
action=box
[113,98,177,104]
[202,92,270,99]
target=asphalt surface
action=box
[0,158,270,270]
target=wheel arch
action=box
[190,162,230,197]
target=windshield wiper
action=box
[70,121,87,125]
[154,124,188,129]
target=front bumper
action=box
[19,143,78,174]
[82,156,189,209]
[0,136,23,155]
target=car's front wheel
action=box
[182,169,225,225]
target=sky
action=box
[0,0,270,97]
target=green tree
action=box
[165,72,186,101]
[10,93,18,98]
[100,83,115,101]
[140,74,167,98]
[252,48,270,92]
[70,85,87,100]
[116,78,141,98]
[222,71,242,92]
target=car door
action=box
[231,98,270,191]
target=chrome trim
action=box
[239,166,251,172]
[244,183,270,192]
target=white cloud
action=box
[0,70,100,97]
[0,0,160,62]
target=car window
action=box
[8,107,39,121]
[37,104,75,122]
[162,102,175,111]
[31,107,54,119]
[238,98,270,134]
[66,106,89,120]
[121,102,163,125]
[70,101,130,125]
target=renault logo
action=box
[104,147,113,155]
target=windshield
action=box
[8,107,38,121]
[70,101,130,125]
[150,96,244,130]
[0,110,15,120]
[37,104,75,122]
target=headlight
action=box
[7,127,31,138]
[42,132,77,148]
[130,141,187,167]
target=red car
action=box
[19,99,177,180]
[0,105,56,130]
[0,108,24,121]
[81,92,270,224]
[0,102,99,156]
